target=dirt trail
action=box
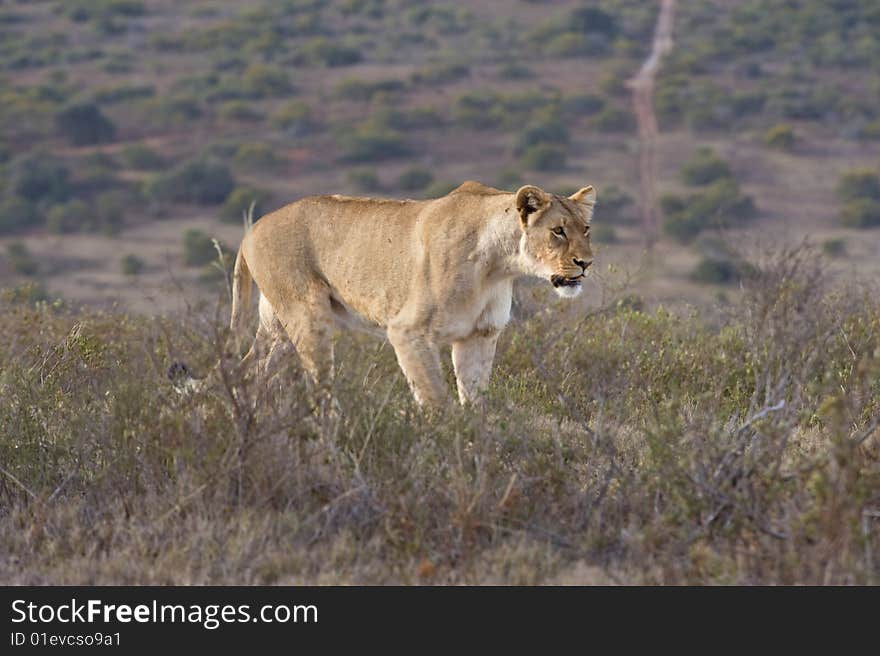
[630,0,676,248]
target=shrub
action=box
[519,144,567,171]
[220,186,272,223]
[0,196,39,234]
[217,101,263,122]
[561,92,605,117]
[302,38,363,67]
[183,229,220,266]
[8,152,71,204]
[690,256,746,285]
[680,148,732,186]
[92,84,155,105]
[5,241,38,275]
[663,179,757,243]
[593,107,634,133]
[593,224,618,244]
[121,254,144,275]
[514,118,569,155]
[338,126,410,163]
[422,180,458,198]
[121,144,165,171]
[233,143,287,172]
[411,62,469,86]
[396,167,433,191]
[836,169,880,203]
[496,62,533,80]
[139,95,203,128]
[334,77,406,102]
[241,63,293,98]
[857,120,880,141]
[347,167,382,193]
[840,198,880,228]
[54,103,116,146]
[822,238,846,257]
[270,101,318,135]
[487,168,518,191]
[145,158,235,205]
[46,200,91,234]
[764,123,796,150]
[95,191,126,235]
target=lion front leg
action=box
[451,331,499,406]
[387,328,449,407]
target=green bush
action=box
[233,143,287,172]
[422,180,458,198]
[0,196,39,234]
[145,158,235,205]
[764,123,796,150]
[347,167,382,193]
[182,229,220,266]
[270,101,318,135]
[396,167,433,191]
[496,62,534,80]
[63,0,145,22]
[514,118,569,155]
[94,191,125,235]
[54,103,116,146]
[301,38,363,67]
[8,152,71,204]
[840,198,880,228]
[334,77,406,101]
[599,184,636,224]
[120,253,144,276]
[241,63,293,98]
[92,84,154,105]
[663,179,757,243]
[822,238,846,257]
[46,200,91,234]
[561,92,605,117]
[411,62,469,86]
[836,169,880,203]
[338,126,410,163]
[593,107,635,133]
[680,148,732,186]
[691,256,747,285]
[220,186,272,223]
[519,144,568,172]
[217,101,263,122]
[121,144,165,171]
[592,224,618,244]
[857,120,880,141]
[5,241,38,275]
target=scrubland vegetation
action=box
[1,1,880,584]
[1,248,878,584]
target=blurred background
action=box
[1,0,879,314]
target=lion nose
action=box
[573,258,591,271]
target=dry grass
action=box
[0,247,878,584]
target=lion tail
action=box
[230,246,252,348]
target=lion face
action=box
[515,184,595,298]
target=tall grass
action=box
[0,248,878,584]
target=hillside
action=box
[1,0,878,313]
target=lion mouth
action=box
[550,274,584,288]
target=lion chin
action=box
[554,283,583,299]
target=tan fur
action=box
[230,181,595,406]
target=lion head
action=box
[515,184,596,298]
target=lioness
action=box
[189,181,595,406]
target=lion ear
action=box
[569,185,596,207]
[515,185,550,226]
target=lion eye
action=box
[552,227,566,238]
